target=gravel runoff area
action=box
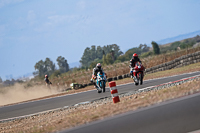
[0,74,200,133]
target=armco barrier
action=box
[109,81,120,103]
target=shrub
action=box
[141,51,153,58]
[50,70,61,78]
[114,60,121,64]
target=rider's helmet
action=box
[45,75,48,78]
[96,63,101,69]
[133,53,138,59]
[133,53,138,57]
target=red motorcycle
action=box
[131,61,145,85]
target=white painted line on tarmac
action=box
[138,86,155,91]
[188,129,200,133]
[117,71,200,87]
[138,74,200,92]
[1,71,199,109]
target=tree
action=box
[90,45,96,60]
[105,53,114,65]
[111,44,123,57]
[80,44,123,67]
[139,44,149,52]
[80,47,91,67]
[102,54,107,65]
[117,55,126,62]
[96,46,103,59]
[151,41,160,55]
[110,48,115,61]
[45,58,56,76]
[170,41,181,51]
[125,47,142,59]
[34,58,55,77]
[34,60,45,77]
[102,44,123,57]
[102,45,110,55]
[56,56,69,73]
[89,58,103,68]
[0,77,2,83]
[50,70,61,78]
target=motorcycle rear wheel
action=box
[101,81,105,92]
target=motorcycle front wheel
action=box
[134,75,139,86]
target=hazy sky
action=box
[0,0,200,80]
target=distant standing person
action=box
[44,75,52,87]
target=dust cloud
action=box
[0,84,59,106]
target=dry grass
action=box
[1,77,200,133]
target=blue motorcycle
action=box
[96,71,107,93]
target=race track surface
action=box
[0,71,200,120]
[61,91,200,133]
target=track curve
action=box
[0,71,200,120]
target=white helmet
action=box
[96,63,101,68]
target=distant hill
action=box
[157,30,200,45]
[69,61,80,68]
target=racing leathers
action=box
[44,77,52,86]
[129,57,142,77]
[91,67,105,88]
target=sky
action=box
[0,0,200,80]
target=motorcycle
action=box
[130,62,144,86]
[96,71,107,93]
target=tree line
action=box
[31,35,200,79]
[117,43,151,62]
[78,43,162,69]
[79,44,123,68]
[4,42,160,81]
[34,56,69,78]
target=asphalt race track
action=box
[61,91,200,133]
[0,71,200,120]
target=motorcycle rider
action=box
[129,53,142,80]
[44,75,52,86]
[91,63,106,89]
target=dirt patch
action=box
[0,84,59,106]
